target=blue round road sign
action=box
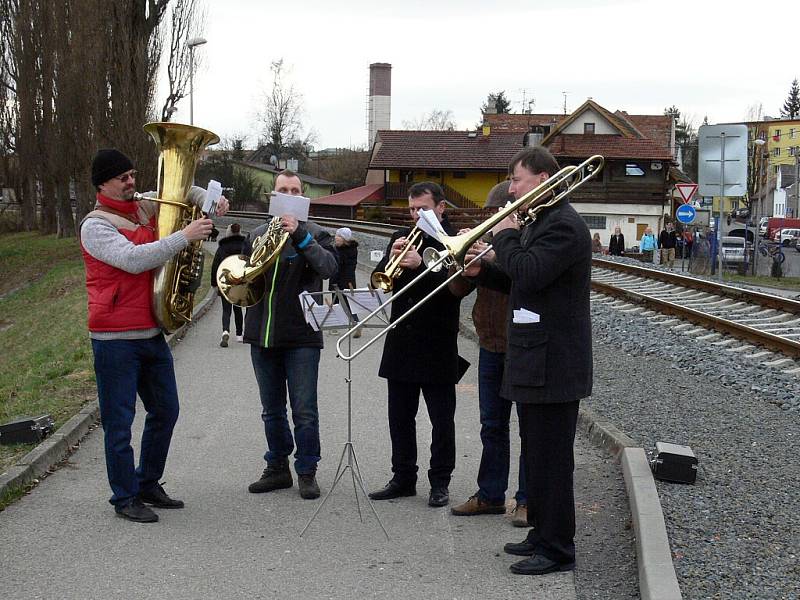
[675,204,696,224]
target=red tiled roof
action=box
[310,184,383,207]
[483,113,563,133]
[546,134,674,160]
[369,130,524,170]
[621,114,673,150]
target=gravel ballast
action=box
[588,294,800,599]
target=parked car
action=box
[758,216,769,237]
[772,228,800,246]
[720,236,754,272]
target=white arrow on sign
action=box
[675,183,698,204]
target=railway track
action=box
[591,257,800,367]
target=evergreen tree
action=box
[780,78,800,119]
[482,91,511,114]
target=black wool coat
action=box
[478,201,593,404]
[608,233,625,256]
[331,242,358,290]
[374,225,464,384]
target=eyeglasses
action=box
[115,170,137,183]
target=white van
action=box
[758,217,769,237]
[774,228,800,246]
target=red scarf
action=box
[96,193,138,215]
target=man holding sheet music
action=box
[244,170,338,500]
[463,147,592,576]
[368,182,466,509]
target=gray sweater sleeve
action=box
[81,218,188,274]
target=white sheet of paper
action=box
[203,179,222,216]
[269,192,310,222]
[512,308,540,324]
[341,288,389,319]
[415,209,447,242]
[298,291,350,330]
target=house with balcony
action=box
[367,99,677,246]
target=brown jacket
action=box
[449,274,508,353]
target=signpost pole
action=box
[718,132,726,282]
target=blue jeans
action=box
[91,334,180,507]
[477,348,526,505]
[250,346,321,475]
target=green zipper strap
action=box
[263,262,281,346]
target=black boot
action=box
[248,459,293,493]
[298,471,321,499]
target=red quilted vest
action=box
[81,198,159,332]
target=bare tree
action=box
[305,147,370,191]
[160,0,205,121]
[259,59,312,161]
[402,109,457,131]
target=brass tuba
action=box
[142,122,220,332]
[216,216,290,307]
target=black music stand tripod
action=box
[299,288,389,539]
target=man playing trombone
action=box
[368,182,465,508]
[463,147,593,576]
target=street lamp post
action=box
[187,37,207,125]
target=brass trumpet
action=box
[370,224,423,292]
[336,155,604,362]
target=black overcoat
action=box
[608,233,625,256]
[478,202,593,404]
[374,225,463,384]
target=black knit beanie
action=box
[91,149,134,187]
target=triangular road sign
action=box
[676,183,698,204]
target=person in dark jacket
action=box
[659,223,678,267]
[464,146,592,576]
[211,223,246,347]
[368,182,465,509]
[608,226,625,256]
[448,181,528,526]
[330,227,358,290]
[244,171,338,501]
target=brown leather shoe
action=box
[451,494,506,516]
[508,502,529,527]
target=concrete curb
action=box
[0,286,218,502]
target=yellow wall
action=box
[386,168,505,206]
[766,121,800,169]
[709,196,739,213]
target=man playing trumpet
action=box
[369,182,466,508]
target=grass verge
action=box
[0,232,214,475]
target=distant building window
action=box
[583,215,606,229]
[625,163,645,176]
[774,130,781,141]
[584,123,595,134]
[453,171,466,179]
[773,148,781,157]
[790,147,796,156]
[426,170,441,177]
[791,128,796,139]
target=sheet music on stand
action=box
[298,286,390,540]
[298,288,390,332]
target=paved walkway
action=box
[0,292,625,599]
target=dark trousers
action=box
[91,334,179,507]
[477,348,525,504]
[518,400,580,565]
[387,380,456,489]
[221,297,243,335]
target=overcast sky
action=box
[160,0,800,150]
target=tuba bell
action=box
[141,122,220,332]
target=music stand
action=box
[299,288,390,539]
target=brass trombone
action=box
[370,224,423,292]
[336,155,604,362]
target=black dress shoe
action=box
[368,480,416,500]
[115,499,159,523]
[504,537,537,557]
[509,554,575,575]
[138,483,185,509]
[428,486,449,507]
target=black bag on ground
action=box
[0,414,55,445]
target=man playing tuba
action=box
[80,148,228,523]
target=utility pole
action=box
[795,149,800,218]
